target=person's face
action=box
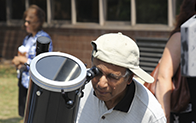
[92,58,132,105]
[24,9,40,36]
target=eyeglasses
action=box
[24,20,38,25]
[94,66,130,82]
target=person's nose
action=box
[97,75,108,89]
[25,21,29,26]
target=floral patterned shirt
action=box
[20,30,53,88]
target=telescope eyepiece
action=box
[86,66,100,82]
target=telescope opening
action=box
[36,55,81,81]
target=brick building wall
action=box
[0,26,170,68]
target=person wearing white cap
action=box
[76,32,166,123]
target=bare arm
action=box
[155,32,181,122]
[12,55,28,69]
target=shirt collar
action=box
[93,81,135,113]
[113,81,135,112]
[28,30,43,39]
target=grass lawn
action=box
[0,64,23,123]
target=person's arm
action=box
[12,55,28,69]
[155,32,181,123]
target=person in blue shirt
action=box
[12,5,53,117]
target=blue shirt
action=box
[21,30,53,88]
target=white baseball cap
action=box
[91,32,154,83]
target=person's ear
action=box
[127,74,134,85]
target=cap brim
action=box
[130,67,154,83]
[133,75,145,84]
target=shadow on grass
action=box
[0,117,23,123]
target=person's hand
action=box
[17,64,23,70]
[12,56,21,67]
[12,56,27,68]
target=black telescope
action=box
[36,36,51,56]
[23,38,98,123]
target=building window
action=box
[76,0,99,23]
[53,0,71,20]
[12,0,25,20]
[106,0,130,21]
[136,0,167,24]
[3,0,185,29]
[176,0,183,15]
[0,0,6,21]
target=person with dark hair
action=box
[12,4,53,117]
[76,33,166,123]
[155,0,196,122]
